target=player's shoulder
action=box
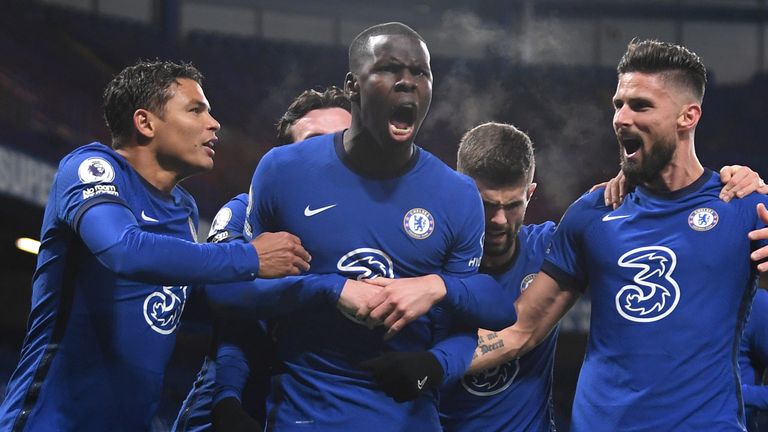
[568,188,611,216]
[58,142,127,178]
[553,188,612,235]
[217,193,249,217]
[262,132,336,166]
[519,221,556,257]
[228,193,249,210]
[734,190,768,208]
[415,149,478,194]
[521,221,557,244]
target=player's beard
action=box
[484,225,517,257]
[619,135,676,188]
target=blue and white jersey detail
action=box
[543,169,768,431]
[246,132,484,431]
[440,222,559,432]
[0,143,197,431]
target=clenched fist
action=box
[250,231,311,278]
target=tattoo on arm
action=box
[475,332,504,358]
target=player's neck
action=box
[644,139,703,193]
[116,147,179,193]
[342,126,415,176]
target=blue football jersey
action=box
[543,169,768,431]
[245,132,484,431]
[0,143,230,431]
[440,222,559,432]
[739,288,768,432]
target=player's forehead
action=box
[475,179,529,203]
[613,72,671,101]
[290,107,351,142]
[166,78,209,109]
[366,34,430,67]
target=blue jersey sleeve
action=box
[204,274,346,318]
[54,148,130,230]
[442,176,485,277]
[207,193,249,243]
[245,151,280,239]
[439,274,517,331]
[214,323,251,403]
[204,193,347,316]
[55,149,261,284]
[429,306,477,385]
[541,191,603,292]
[79,202,260,285]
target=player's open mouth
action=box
[485,230,507,243]
[619,134,642,157]
[389,104,416,141]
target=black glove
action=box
[212,397,262,431]
[360,351,444,403]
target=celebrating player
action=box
[437,122,558,431]
[219,22,485,431]
[0,60,311,431]
[498,39,768,431]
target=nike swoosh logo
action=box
[417,376,428,390]
[141,210,159,223]
[304,204,337,217]
[602,214,630,221]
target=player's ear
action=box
[527,182,537,201]
[677,103,701,131]
[345,72,360,102]
[133,108,155,140]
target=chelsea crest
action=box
[403,208,435,240]
[688,207,718,231]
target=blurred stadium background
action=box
[1,0,767,429]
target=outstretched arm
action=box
[468,271,580,373]
[80,203,261,284]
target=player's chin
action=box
[190,158,215,174]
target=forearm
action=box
[439,273,517,330]
[205,273,346,319]
[214,340,250,403]
[97,228,259,284]
[80,203,259,284]
[468,272,579,370]
[429,327,478,385]
[511,279,578,357]
[468,328,521,373]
